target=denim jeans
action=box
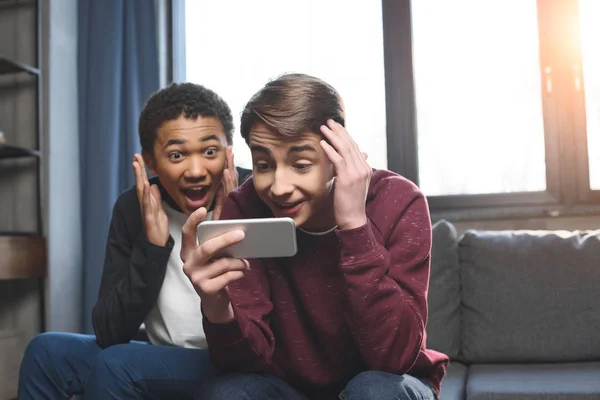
[194,370,438,400]
[17,332,217,400]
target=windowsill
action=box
[430,203,600,223]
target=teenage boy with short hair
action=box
[182,74,448,400]
[18,83,250,400]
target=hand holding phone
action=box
[181,208,249,324]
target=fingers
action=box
[206,257,248,279]
[213,147,237,221]
[197,230,245,264]
[180,207,208,262]
[188,270,246,296]
[320,120,369,172]
[133,154,149,183]
[320,123,353,171]
[142,181,152,218]
[224,169,235,193]
[184,257,249,296]
[133,154,146,203]
[320,120,353,157]
[226,146,239,188]
[204,270,246,295]
[225,146,233,168]
[143,184,163,220]
[212,183,226,221]
[320,139,345,170]
[149,184,162,204]
[182,229,248,297]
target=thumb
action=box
[180,207,207,262]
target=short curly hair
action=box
[138,82,234,154]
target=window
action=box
[580,0,600,190]
[383,0,600,217]
[174,0,600,218]
[183,0,387,170]
[412,0,546,196]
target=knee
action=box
[342,371,386,400]
[341,371,426,400]
[22,332,72,366]
[194,373,262,399]
[92,344,132,376]
[85,344,149,398]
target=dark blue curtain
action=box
[78,0,159,333]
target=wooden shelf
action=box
[0,0,35,10]
[0,234,46,280]
[0,57,40,76]
[0,144,40,159]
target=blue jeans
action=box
[194,370,438,400]
[18,332,217,400]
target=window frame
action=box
[172,0,600,220]
[382,0,600,220]
[167,0,186,83]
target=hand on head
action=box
[133,153,170,246]
[319,119,372,231]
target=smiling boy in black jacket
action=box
[18,83,250,400]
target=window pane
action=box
[185,0,387,170]
[579,0,600,190]
[411,0,547,196]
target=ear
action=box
[328,162,337,179]
[142,150,157,175]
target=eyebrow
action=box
[250,144,317,156]
[250,144,271,155]
[164,134,220,149]
[289,145,317,154]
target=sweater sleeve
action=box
[334,185,431,373]
[92,195,174,348]
[201,196,279,374]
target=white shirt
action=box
[144,203,211,349]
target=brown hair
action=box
[240,73,345,143]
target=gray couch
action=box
[428,220,600,400]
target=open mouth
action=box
[273,200,304,216]
[182,187,209,209]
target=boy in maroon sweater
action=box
[181,74,448,399]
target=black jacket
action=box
[92,167,252,348]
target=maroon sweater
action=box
[203,169,449,399]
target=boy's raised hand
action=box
[180,208,249,323]
[212,146,238,221]
[319,119,372,231]
[133,153,169,246]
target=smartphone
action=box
[196,217,297,259]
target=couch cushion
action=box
[440,362,467,400]
[427,220,461,359]
[460,229,600,363]
[466,363,600,400]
